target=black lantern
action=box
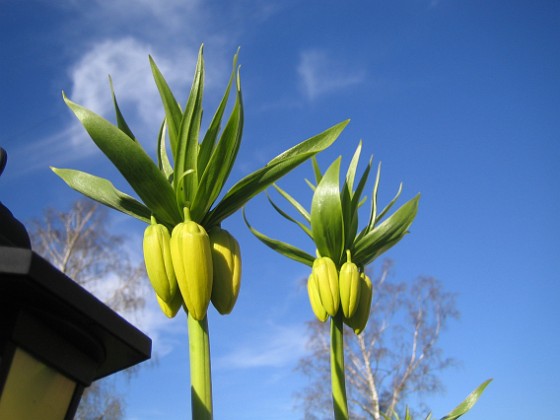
[0,148,151,419]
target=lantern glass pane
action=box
[0,346,76,419]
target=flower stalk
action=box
[331,312,349,420]
[188,314,213,420]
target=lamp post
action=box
[0,148,151,419]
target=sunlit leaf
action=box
[63,93,181,225]
[204,120,348,227]
[311,157,345,264]
[157,119,173,180]
[311,156,322,184]
[109,75,136,141]
[51,168,151,223]
[376,182,403,226]
[197,49,239,177]
[353,194,419,266]
[273,183,310,223]
[267,194,313,239]
[175,45,204,205]
[191,68,243,222]
[149,55,182,158]
[243,209,315,266]
[440,379,492,420]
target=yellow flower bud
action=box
[156,291,183,318]
[344,273,373,335]
[143,216,178,303]
[171,209,213,321]
[307,272,328,322]
[209,227,242,315]
[312,256,339,317]
[339,250,361,318]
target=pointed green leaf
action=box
[267,194,313,239]
[351,156,372,212]
[243,209,315,266]
[353,194,419,266]
[149,55,182,157]
[109,75,136,140]
[440,379,492,420]
[273,183,310,222]
[204,120,348,227]
[51,168,151,223]
[157,118,173,180]
[311,156,322,184]
[197,49,239,177]
[305,178,316,192]
[175,44,204,205]
[366,162,382,233]
[269,120,349,165]
[191,67,243,222]
[311,157,344,264]
[63,93,181,225]
[376,182,403,226]
[345,141,362,195]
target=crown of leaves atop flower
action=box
[244,141,420,269]
[52,45,348,231]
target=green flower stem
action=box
[188,314,213,420]
[331,312,349,420]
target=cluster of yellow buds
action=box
[143,208,241,320]
[306,250,373,334]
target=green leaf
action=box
[273,183,310,223]
[191,67,243,222]
[266,193,313,239]
[243,209,315,266]
[350,156,372,214]
[341,143,365,251]
[204,120,348,227]
[63,93,181,226]
[157,118,173,180]
[304,178,316,192]
[365,162,382,234]
[311,156,322,184]
[109,75,136,140]
[175,44,204,206]
[149,55,182,158]
[345,141,362,195]
[353,194,419,266]
[269,120,349,165]
[440,379,492,420]
[51,168,151,223]
[376,182,403,226]
[197,49,239,178]
[311,157,345,264]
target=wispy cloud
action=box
[297,48,366,101]
[214,323,307,370]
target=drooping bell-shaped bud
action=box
[143,216,178,303]
[339,250,361,318]
[312,256,339,317]
[171,208,213,321]
[209,227,242,315]
[307,272,329,322]
[156,291,183,318]
[344,272,373,335]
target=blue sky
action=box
[2,1,559,418]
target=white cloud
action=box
[297,48,366,100]
[214,323,307,370]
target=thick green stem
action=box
[188,314,213,420]
[331,312,349,420]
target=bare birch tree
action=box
[28,199,147,420]
[296,260,459,420]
